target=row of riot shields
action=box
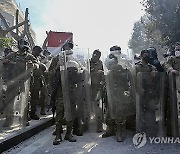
[168,72,180,137]
[136,72,180,137]
[135,72,166,137]
[59,48,91,131]
[58,48,180,137]
[105,65,135,120]
[103,52,167,137]
[103,55,136,129]
[0,56,31,130]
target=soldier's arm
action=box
[134,64,144,94]
[48,56,59,79]
[2,52,16,64]
[164,56,174,74]
[25,54,39,70]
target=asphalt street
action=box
[3,124,180,154]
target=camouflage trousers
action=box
[91,84,103,122]
[55,96,73,132]
[30,85,47,115]
[105,106,126,131]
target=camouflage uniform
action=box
[103,60,135,142]
[164,55,180,136]
[135,61,159,136]
[164,56,180,72]
[49,55,76,145]
[30,54,48,119]
[135,61,157,102]
[90,57,104,132]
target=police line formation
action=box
[0,38,180,145]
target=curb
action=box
[0,118,54,153]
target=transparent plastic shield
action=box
[168,72,180,137]
[0,61,30,129]
[59,52,72,121]
[90,52,105,127]
[105,65,135,119]
[102,51,135,120]
[136,72,166,137]
[72,48,91,128]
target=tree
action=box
[0,37,16,49]
[141,0,180,46]
[0,37,16,56]
[128,15,151,54]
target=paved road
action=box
[3,123,180,154]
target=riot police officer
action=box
[103,53,135,142]
[90,49,104,133]
[52,41,79,145]
[147,47,164,72]
[30,46,48,120]
[135,50,166,137]
[2,38,36,127]
[164,43,180,73]
[164,43,180,136]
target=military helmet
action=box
[93,49,101,57]
[110,45,121,51]
[147,47,157,59]
[32,46,43,56]
[18,38,30,51]
[33,45,43,52]
[4,48,13,56]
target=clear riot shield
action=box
[0,59,31,128]
[59,52,73,121]
[169,72,180,137]
[72,48,91,130]
[104,60,135,120]
[136,72,166,137]
[90,55,105,131]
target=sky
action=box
[15,0,145,55]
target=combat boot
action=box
[102,125,115,138]
[73,118,83,136]
[64,122,76,142]
[116,124,124,142]
[96,118,103,133]
[53,127,62,145]
[64,133,76,142]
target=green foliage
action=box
[129,0,180,54]
[0,37,16,48]
[128,16,151,54]
[141,0,180,46]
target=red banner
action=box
[47,31,73,47]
